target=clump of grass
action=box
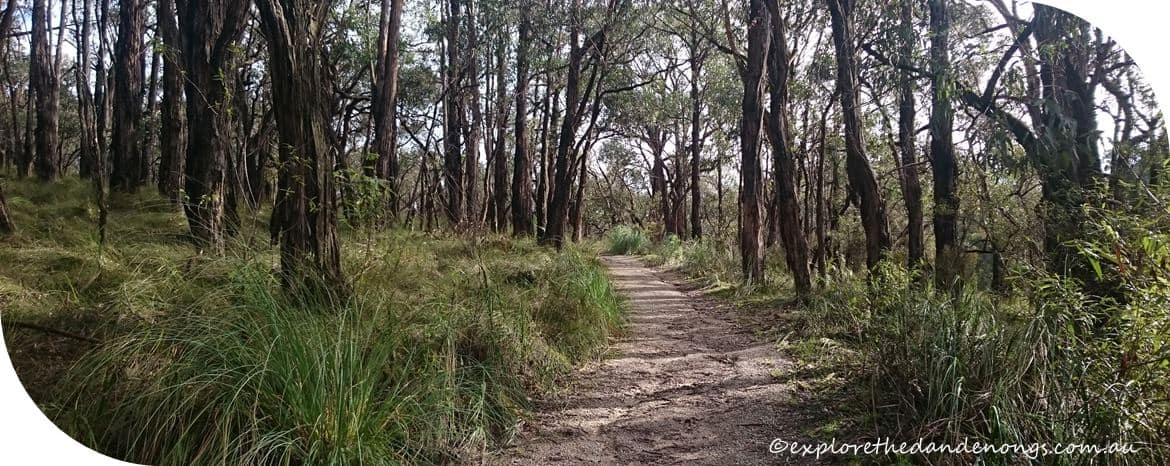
[535,250,625,361]
[604,225,649,255]
[54,263,443,464]
[3,177,628,465]
[802,265,871,340]
[639,235,745,295]
[852,264,1168,465]
[41,233,625,465]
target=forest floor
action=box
[492,255,831,465]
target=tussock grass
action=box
[2,178,626,465]
[642,235,740,289]
[604,225,649,255]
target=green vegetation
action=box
[603,225,650,255]
[1,0,1166,462]
[0,178,625,465]
[631,213,1170,464]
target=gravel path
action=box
[492,255,819,465]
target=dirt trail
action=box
[493,255,819,465]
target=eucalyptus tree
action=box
[1,0,18,232]
[255,0,346,289]
[511,0,536,236]
[826,0,891,270]
[110,0,146,191]
[176,0,251,251]
[957,4,1113,295]
[927,0,958,286]
[157,0,185,204]
[371,0,405,219]
[0,181,11,234]
[895,0,923,271]
[543,0,636,248]
[762,0,813,296]
[738,0,768,282]
[29,0,60,181]
[443,0,466,226]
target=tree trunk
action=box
[157,0,185,205]
[0,182,12,234]
[535,85,558,234]
[763,0,812,296]
[370,0,403,219]
[491,36,510,232]
[571,149,589,242]
[94,0,111,243]
[670,137,688,239]
[30,0,60,181]
[541,0,584,249]
[927,0,959,286]
[110,0,146,191]
[1031,5,1107,296]
[897,0,924,271]
[511,7,535,236]
[73,0,99,180]
[442,0,465,226]
[1,3,19,171]
[827,0,891,270]
[689,50,704,240]
[463,0,482,227]
[648,129,670,238]
[256,0,345,291]
[144,47,161,184]
[813,97,833,276]
[177,0,249,251]
[739,0,769,283]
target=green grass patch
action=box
[2,177,626,465]
[603,225,649,255]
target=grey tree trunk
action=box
[897,0,924,271]
[927,0,959,286]
[111,0,146,191]
[256,0,346,291]
[511,7,535,236]
[739,0,770,282]
[763,0,812,296]
[176,0,250,250]
[30,0,61,181]
[370,0,404,218]
[157,0,185,205]
[826,0,891,270]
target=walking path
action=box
[493,255,819,465]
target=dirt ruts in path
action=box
[492,255,820,465]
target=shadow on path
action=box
[491,255,825,465]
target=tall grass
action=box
[642,234,740,287]
[2,178,628,465]
[46,241,626,465]
[535,250,625,361]
[604,225,649,255]
[847,266,1167,465]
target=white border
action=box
[1,1,1166,464]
